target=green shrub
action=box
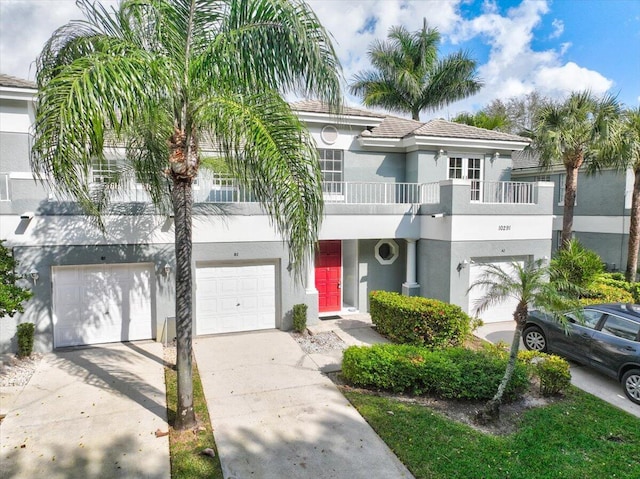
[596,274,640,303]
[16,322,35,357]
[369,291,473,348]
[518,350,571,396]
[292,303,308,333]
[342,344,528,401]
[580,282,634,305]
[550,239,604,289]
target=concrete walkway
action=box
[194,327,413,479]
[476,321,640,418]
[0,342,170,479]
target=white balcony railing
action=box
[44,175,537,206]
[480,181,536,204]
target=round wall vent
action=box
[321,125,339,145]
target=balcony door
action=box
[315,240,342,313]
[448,156,483,201]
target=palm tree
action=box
[469,259,579,422]
[533,91,621,248]
[349,18,482,121]
[619,107,640,282]
[452,110,511,131]
[31,0,341,430]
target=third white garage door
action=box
[468,259,525,324]
[196,264,276,335]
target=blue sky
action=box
[1,0,638,119]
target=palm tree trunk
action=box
[477,304,527,423]
[561,165,580,248]
[626,168,640,282]
[172,177,196,430]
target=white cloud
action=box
[534,62,613,96]
[549,18,564,39]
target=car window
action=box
[600,315,640,341]
[566,310,602,329]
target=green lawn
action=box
[165,362,224,479]
[343,388,640,479]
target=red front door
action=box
[316,240,341,313]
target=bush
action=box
[16,322,35,357]
[580,282,634,305]
[369,291,473,349]
[342,344,529,401]
[596,274,640,303]
[518,350,571,396]
[292,303,308,333]
[550,239,604,289]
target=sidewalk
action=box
[0,342,170,479]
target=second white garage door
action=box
[468,259,525,324]
[196,264,276,335]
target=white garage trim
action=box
[53,263,153,348]
[196,263,277,335]
[468,258,526,324]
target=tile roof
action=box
[413,119,530,143]
[291,100,386,118]
[0,73,36,89]
[368,116,423,138]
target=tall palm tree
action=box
[349,18,482,121]
[619,107,640,282]
[469,259,579,422]
[31,0,341,430]
[533,91,621,248]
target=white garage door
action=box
[196,264,276,335]
[53,264,153,348]
[468,260,524,324]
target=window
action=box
[319,149,343,195]
[448,156,482,201]
[91,158,119,184]
[600,315,640,341]
[567,309,603,329]
[534,175,551,182]
[0,173,9,201]
[375,239,399,265]
[557,173,576,206]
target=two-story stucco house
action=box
[0,73,554,353]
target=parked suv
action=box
[523,303,640,405]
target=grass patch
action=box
[344,388,640,479]
[165,362,224,479]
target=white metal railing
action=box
[480,181,535,204]
[43,176,538,206]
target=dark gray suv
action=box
[523,303,640,405]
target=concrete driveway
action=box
[194,330,413,479]
[0,342,170,479]
[476,321,640,418]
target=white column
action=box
[305,249,317,293]
[405,239,418,285]
[402,239,420,296]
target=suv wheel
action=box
[523,326,547,352]
[622,369,640,405]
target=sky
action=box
[0,0,638,120]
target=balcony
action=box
[193,175,540,206]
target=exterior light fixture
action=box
[30,269,39,285]
[164,264,171,275]
[456,259,469,272]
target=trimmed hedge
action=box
[16,322,35,357]
[580,282,634,305]
[369,291,473,348]
[342,344,529,401]
[595,274,640,303]
[518,350,571,396]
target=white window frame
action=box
[375,239,399,265]
[0,173,9,201]
[319,149,344,197]
[448,155,483,202]
[558,173,577,206]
